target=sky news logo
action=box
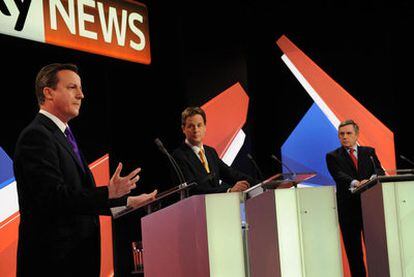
[0,0,151,64]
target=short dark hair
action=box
[338,119,359,133]
[181,107,206,126]
[35,63,78,105]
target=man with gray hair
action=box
[326,119,384,277]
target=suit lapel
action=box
[37,114,87,174]
[183,144,207,174]
[55,129,87,174]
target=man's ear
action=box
[43,87,54,101]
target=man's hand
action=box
[108,163,141,199]
[352,179,369,189]
[127,190,158,208]
[229,180,250,192]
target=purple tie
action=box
[64,127,85,171]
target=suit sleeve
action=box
[14,128,114,215]
[213,149,258,187]
[326,152,354,186]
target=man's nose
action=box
[77,88,84,99]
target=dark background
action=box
[1,0,413,275]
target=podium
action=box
[352,172,414,277]
[244,172,317,199]
[110,182,196,219]
[141,193,246,277]
[245,173,343,277]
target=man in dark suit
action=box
[172,106,256,195]
[326,119,384,277]
[13,63,157,276]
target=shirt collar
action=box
[347,145,358,154]
[39,109,68,134]
[185,139,205,155]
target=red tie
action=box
[349,148,358,170]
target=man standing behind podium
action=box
[172,106,255,195]
[13,63,157,277]
[326,119,384,277]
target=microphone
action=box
[271,154,296,179]
[247,153,264,180]
[154,138,186,187]
[400,155,414,167]
[154,138,168,155]
[370,155,379,176]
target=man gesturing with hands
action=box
[13,63,156,277]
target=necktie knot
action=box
[64,127,74,141]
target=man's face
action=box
[338,124,358,148]
[182,114,206,147]
[45,70,83,123]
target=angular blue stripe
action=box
[0,177,15,190]
[0,147,14,183]
[281,103,340,186]
[1,147,14,184]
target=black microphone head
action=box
[154,138,167,154]
[271,154,295,177]
[400,155,408,161]
[154,138,163,147]
[271,154,280,163]
[399,154,414,166]
[370,155,378,173]
[247,153,264,180]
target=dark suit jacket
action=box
[172,143,256,195]
[13,114,125,276]
[326,146,384,222]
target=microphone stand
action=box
[247,153,264,181]
[155,138,188,200]
[271,154,297,185]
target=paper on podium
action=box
[110,181,196,219]
[244,172,317,199]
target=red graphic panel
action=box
[277,35,395,171]
[89,154,113,277]
[202,82,249,158]
[0,213,19,277]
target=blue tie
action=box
[64,127,85,172]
